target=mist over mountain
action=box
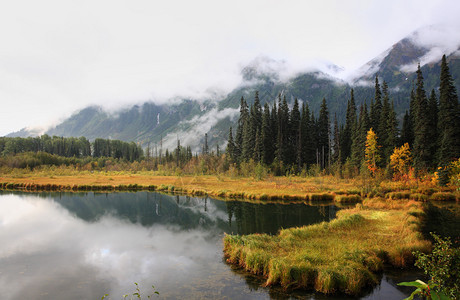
[8,25,460,152]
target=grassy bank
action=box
[0,171,458,202]
[223,199,432,295]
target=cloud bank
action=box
[1,0,460,135]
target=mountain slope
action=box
[8,26,460,152]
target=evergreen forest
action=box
[227,55,460,178]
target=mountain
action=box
[8,25,460,152]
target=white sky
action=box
[1,0,460,136]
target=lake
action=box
[0,191,446,299]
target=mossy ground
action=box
[223,199,432,295]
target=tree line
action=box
[0,135,143,162]
[226,55,460,176]
[1,55,458,178]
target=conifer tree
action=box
[262,102,274,165]
[400,110,413,147]
[242,104,254,161]
[301,102,314,166]
[311,111,318,165]
[351,103,369,168]
[332,113,341,164]
[176,138,181,167]
[341,89,357,162]
[253,128,262,162]
[290,98,301,167]
[413,64,430,174]
[379,81,390,163]
[317,98,330,168]
[426,89,438,168]
[438,55,460,166]
[276,95,290,164]
[203,133,209,155]
[370,76,382,135]
[271,99,278,153]
[227,127,235,163]
[251,91,263,140]
[235,97,248,162]
[384,101,398,164]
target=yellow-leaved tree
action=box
[390,143,412,180]
[365,128,381,177]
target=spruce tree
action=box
[341,89,357,163]
[227,127,235,163]
[379,81,390,163]
[311,111,318,165]
[438,55,460,166]
[253,128,262,163]
[251,91,263,139]
[250,91,263,162]
[290,98,301,167]
[384,101,398,164]
[427,89,438,168]
[317,98,330,169]
[413,64,430,174]
[332,113,341,164]
[301,102,314,166]
[242,104,255,161]
[400,110,414,147]
[203,133,209,155]
[235,97,248,162]
[351,103,369,168]
[370,76,382,135]
[262,102,274,165]
[276,95,290,164]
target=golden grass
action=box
[0,172,369,202]
[1,170,458,203]
[223,199,431,295]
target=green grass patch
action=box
[223,199,431,296]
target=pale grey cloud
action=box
[162,107,239,151]
[1,0,460,135]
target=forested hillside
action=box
[7,30,460,153]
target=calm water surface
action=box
[1,191,451,299]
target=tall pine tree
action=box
[438,55,460,166]
[317,98,330,169]
[262,102,274,165]
[341,89,357,163]
[426,89,438,168]
[370,76,382,135]
[413,64,430,174]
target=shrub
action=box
[400,233,460,299]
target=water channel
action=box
[0,191,457,299]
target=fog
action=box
[1,0,460,135]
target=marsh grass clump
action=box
[309,193,335,201]
[223,199,431,296]
[335,195,362,203]
[409,193,429,201]
[430,192,457,201]
[385,191,411,199]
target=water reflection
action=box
[0,191,435,299]
[0,191,339,300]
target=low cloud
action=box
[400,23,460,72]
[162,107,240,151]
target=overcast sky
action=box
[1,0,460,136]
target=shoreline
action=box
[1,172,458,295]
[0,172,458,203]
